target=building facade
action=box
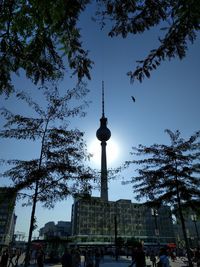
[174,210,200,249]
[39,221,71,239]
[71,196,176,246]
[0,187,17,248]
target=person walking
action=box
[94,248,101,267]
[150,250,156,267]
[128,247,137,267]
[61,248,72,267]
[134,244,146,267]
[36,249,45,267]
[71,247,81,267]
[0,249,9,267]
[195,248,200,267]
[14,249,21,267]
[158,248,170,267]
[85,250,94,267]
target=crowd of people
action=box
[61,246,103,267]
[0,248,22,267]
[59,244,200,267]
[147,246,200,267]
[0,244,200,267]
[0,246,103,267]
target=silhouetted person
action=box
[94,248,101,267]
[71,247,81,267]
[61,248,72,267]
[37,249,44,267]
[85,250,94,267]
[150,250,156,267]
[158,248,170,267]
[135,244,146,267]
[129,247,137,267]
[100,248,104,262]
[195,248,200,267]
[0,250,9,267]
[14,250,21,267]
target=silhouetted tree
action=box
[126,237,140,248]
[0,0,92,95]
[0,85,94,266]
[1,1,199,94]
[125,129,200,267]
[116,237,125,247]
[96,0,200,82]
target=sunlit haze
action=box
[88,138,120,167]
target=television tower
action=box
[96,82,111,201]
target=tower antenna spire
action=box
[102,81,105,117]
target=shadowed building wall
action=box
[0,187,16,248]
[71,196,176,245]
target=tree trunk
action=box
[175,163,193,267]
[24,119,49,267]
[177,201,193,267]
[24,180,39,267]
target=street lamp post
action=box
[151,209,160,248]
[114,215,118,261]
[191,214,200,248]
[114,202,119,261]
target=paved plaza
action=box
[97,255,190,267]
[2,253,192,267]
[35,255,191,267]
[92,255,189,267]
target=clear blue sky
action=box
[0,3,200,239]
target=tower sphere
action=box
[96,117,111,141]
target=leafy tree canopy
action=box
[96,0,200,82]
[126,237,141,247]
[0,0,92,95]
[0,84,97,267]
[125,129,200,211]
[124,129,200,267]
[1,0,200,95]
[0,84,95,207]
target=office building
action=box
[71,196,175,245]
[0,187,17,248]
[39,221,71,239]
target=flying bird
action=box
[131,96,136,102]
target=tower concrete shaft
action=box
[100,140,108,201]
[96,82,111,201]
